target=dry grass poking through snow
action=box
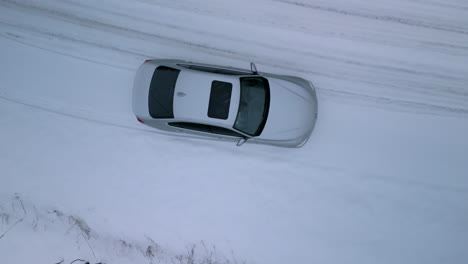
[0,194,246,264]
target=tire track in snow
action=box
[135,0,468,57]
[0,0,247,60]
[320,88,468,117]
[407,0,468,11]
[273,0,468,35]
[0,29,138,71]
[0,94,165,135]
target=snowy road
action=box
[2,0,468,116]
[1,0,468,263]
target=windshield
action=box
[233,77,270,136]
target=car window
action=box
[208,81,232,120]
[168,122,243,137]
[149,66,180,119]
[178,64,251,75]
[233,77,270,136]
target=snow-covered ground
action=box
[1,0,468,263]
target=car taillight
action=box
[136,117,144,123]
[144,59,152,63]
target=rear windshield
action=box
[207,80,232,120]
[148,66,180,119]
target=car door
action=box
[167,122,246,142]
[176,63,253,76]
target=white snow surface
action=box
[1,0,468,263]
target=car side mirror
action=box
[250,62,258,74]
[236,137,247,147]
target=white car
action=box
[132,59,317,147]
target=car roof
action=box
[172,68,242,128]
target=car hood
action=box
[258,77,317,141]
